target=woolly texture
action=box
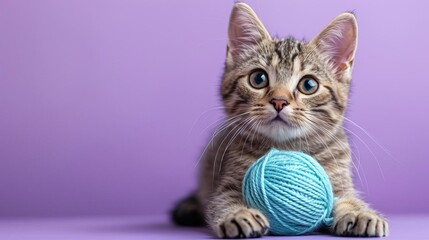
[242,149,334,235]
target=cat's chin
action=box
[258,121,308,143]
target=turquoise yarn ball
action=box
[242,149,334,235]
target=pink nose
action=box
[270,98,289,112]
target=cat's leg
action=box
[317,139,389,237]
[171,192,205,226]
[206,185,269,238]
[332,197,388,237]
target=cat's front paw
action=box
[217,208,269,238]
[333,210,388,237]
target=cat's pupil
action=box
[254,73,266,85]
[303,79,316,91]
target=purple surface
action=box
[0,215,428,239]
[0,0,428,217]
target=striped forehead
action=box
[243,38,325,86]
[272,39,302,81]
[273,39,302,67]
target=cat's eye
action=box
[297,76,319,95]
[249,70,269,89]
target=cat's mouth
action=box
[269,115,288,125]
[266,114,302,129]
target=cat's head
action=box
[221,3,358,142]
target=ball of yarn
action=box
[242,149,334,235]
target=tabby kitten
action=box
[172,3,388,238]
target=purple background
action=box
[0,0,427,217]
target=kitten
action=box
[172,3,388,238]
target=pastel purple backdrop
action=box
[0,0,427,217]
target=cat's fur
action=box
[172,3,388,238]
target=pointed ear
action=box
[227,3,271,58]
[310,13,358,75]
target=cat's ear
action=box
[227,3,271,58]
[310,13,358,76]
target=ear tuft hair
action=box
[227,3,270,58]
[311,13,358,75]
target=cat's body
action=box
[172,3,388,238]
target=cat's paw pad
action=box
[333,210,388,237]
[217,208,269,238]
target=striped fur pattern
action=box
[172,3,388,238]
